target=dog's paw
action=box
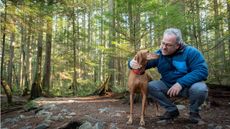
[127,119,133,125]
[139,120,145,126]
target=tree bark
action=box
[227,1,230,72]
[42,0,53,94]
[128,1,141,51]
[31,18,43,99]
[108,0,116,88]
[8,17,16,90]
[24,17,33,94]
[1,0,12,104]
[1,0,7,83]
[19,20,26,91]
[1,80,13,104]
[72,3,78,96]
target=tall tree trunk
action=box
[128,1,141,51]
[31,19,43,99]
[42,19,52,94]
[26,18,32,90]
[1,0,12,104]
[99,0,104,82]
[128,1,134,50]
[19,19,26,91]
[42,0,53,94]
[1,0,6,83]
[227,1,230,72]
[213,0,221,59]
[7,3,16,90]
[108,0,116,88]
[195,0,203,52]
[72,4,78,96]
[8,32,15,90]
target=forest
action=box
[0,0,230,101]
[1,0,230,129]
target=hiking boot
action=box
[159,109,179,120]
[189,112,201,123]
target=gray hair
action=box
[163,28,184,45]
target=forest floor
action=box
[1,87,230,129]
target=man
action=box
[128,28,208,123]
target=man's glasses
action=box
[161,41,177,48]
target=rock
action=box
[68,112,76,116]
[36,110,53,119]
[208,124,215,129]
[84,115,100,122]
[43,104,58,110]
[50,113,64,121]
[2,117,19,125]
[65,116,73,119]
[93,122,104,129]
[34,123,49,129]
[19,125,32,129]
[43,119,53,124]
[61,108,69,112]
[138,127,146,129]
[197,120,206,125]
[184,125,191,129]
[112,112,121,117]
[79,121,93,129]
[226,125,230,128]
[176,105,186,110]
[215,125,223,129]
[61,109,70,115]
[98,107,110,113]
[19,115,26,119]
[156,119,173,125]
[108,123,119,129]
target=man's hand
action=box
[167,82,182,97]
[146,53,160,60]
[130,59,141,69]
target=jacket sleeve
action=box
[145,59,158,69]
[145,51,160,69]
[177,48,208,87]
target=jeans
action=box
[148,80,208,113]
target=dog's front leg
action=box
[140,94,146,126]
[127,93,133,125]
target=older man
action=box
[129,28,208,123]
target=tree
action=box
[42,0,53,95]
[30,3,44,99]
[71,0,78,95]
[1,0,12,104]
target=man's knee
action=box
[148,81,163,91]
[189,82,208,95]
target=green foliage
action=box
[24,100,39,111]
[112,85,128,93]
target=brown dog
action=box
[127,49,159,126]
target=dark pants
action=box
[148,80,208,113]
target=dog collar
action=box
[132,69,145,75]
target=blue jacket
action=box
[129,45,208,88]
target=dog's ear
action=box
[134,51,142,64]
[135,51,147,66]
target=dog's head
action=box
[134,49,159,69]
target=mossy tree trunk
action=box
[1,80,13,104]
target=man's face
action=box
[160,34,180,55]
